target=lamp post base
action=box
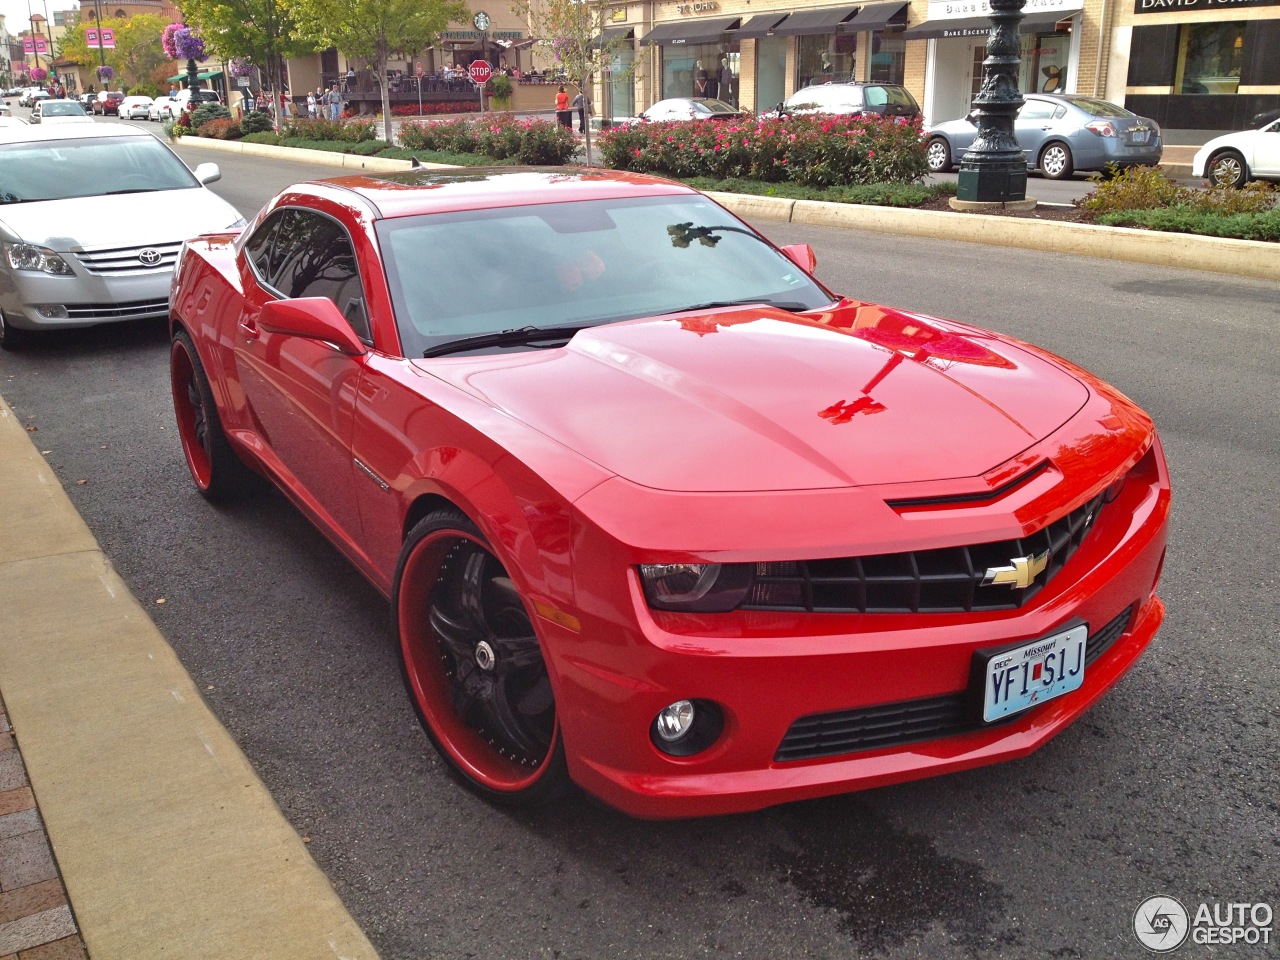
[955,166,1030,203]
[949,195,1039,212]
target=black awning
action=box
[770,6,860,36]
[842,1,908,32]
[733,13,791,38]
[904,10,1077,40]
[644,17,742,45]
[591,26,635,49]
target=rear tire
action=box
[1039,142,1074,180]
[170,329,248,502]
[925,137,952,173]
[1206,150,1248,189]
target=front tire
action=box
[1206,150,1248,188]
[170,329,247,501]
[0,309,32,351]
[925,137,952,173]
[394,509,570,806]
[1039,142,1074,180]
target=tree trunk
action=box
[378,53,394,144]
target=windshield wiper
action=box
[104,188,163,195]
[673,297,810,313]
[422,324,590,359]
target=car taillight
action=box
[1086,120,1117,137]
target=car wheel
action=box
[170,329,247,501]
[925,137,952,173]
[0,309,32,351]
[1206,150,1248,189]
[1039,142,1074,180]
[394,509,571,806]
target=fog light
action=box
[650,698,725,757]
[655,700,695,742]
[36,305,68,319]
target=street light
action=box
[951,0,1034,210]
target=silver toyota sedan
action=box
[0,124,246,349]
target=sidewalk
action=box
[0,399,379,960]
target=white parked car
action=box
[118,95,155,120]
[1192,117,1280,188]
[31,100,95,125]
[0,124,247,349]
[19,89,50,108]
[151,89,222,121]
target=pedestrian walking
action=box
[327,84,342,121]
[571,90,590,133]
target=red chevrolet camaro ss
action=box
[168,167,1170,818]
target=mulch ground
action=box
[916,195,1088,222]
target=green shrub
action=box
[1094,207,1280,241]
[241,131,283,145]
[281,138,350,153]
[486,73,514,110]
[516,119,577,165]
[162,118,184,140]
[240,111,273,135]
[190,103,232,129]
[349,139,391,155]
[280,116,377,143]
[598,115,927,186]
[682,177,955,206]
[1079,164,1278,218]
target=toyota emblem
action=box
[138,248,162,266]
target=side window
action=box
[1019,100,1056,121]
[243,211,284,280]
[269,209,371,343]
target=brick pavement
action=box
[0,695,87,960]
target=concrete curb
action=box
[0,398,379,960]
[174,135,1275,283]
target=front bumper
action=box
[0,266,171,330]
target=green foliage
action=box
[398,117,577,165]
[240,111,274,135]
[190,103,232,129]
[681,177,956,206]
[486,73,514,107]
[349,139,391,155]
[241,131,283,145]
[1079,164,1278,217]
[181,0,316,85]
[1093,207,1280,241]
[280,116,377,142]
[280,138,352,153]
[598,115,927,187]
[162,118,184,140]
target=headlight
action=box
[638,563,754,612]
[4,242,75,276]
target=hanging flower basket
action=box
[229,58,254,79]
[96,65,115,82]
[31,67,48,83]
[162,23,206,61]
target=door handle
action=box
[238,316,260,341]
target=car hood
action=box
[418,303,1091,493]
[0,187,242,249]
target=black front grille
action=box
[744,495,1105,614]
[774,605,1136,763]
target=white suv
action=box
[154,88,223,120]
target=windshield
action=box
[378,194,835,358]
[789,86,863,110]
[40,102,87,116]
[0,136,201,203]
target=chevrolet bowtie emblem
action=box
[982,550,1050,589]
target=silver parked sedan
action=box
[0,124,247,349]
[925,94,1162,180]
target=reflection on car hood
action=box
[0,187,241,249]
[420,302,1090,492]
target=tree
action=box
[510,0,634,165]
[59,14,169,91]
[182,0,317,110]
[289,0,468,143]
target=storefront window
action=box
[797,32,856,88]
[605,45,635,120]
[757,35,787,112]
[1177,21,1245,95]
[1019,32,1069,94]
[869,32,904,84]
[661,44,738,100]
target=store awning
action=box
[591,26,635,49]
[903,10,1077,40]
[644,17,742,45]
[842,1,908,32]
[166,69,223,82]
[770,6,859,36]
[732,14,791,39]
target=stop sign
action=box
[469,60,493,85]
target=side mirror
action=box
[780,243,817,274]
[257,297,367,356]
[193,162,221,184]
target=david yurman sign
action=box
[1134,0,1279,11]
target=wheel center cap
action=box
[475,640,496,672]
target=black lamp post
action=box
[952,0,1032,208]
[92,0,106,73]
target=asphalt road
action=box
[1,144,1277,959]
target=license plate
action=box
[1129,130,1150,144]
[977,624,1087,723]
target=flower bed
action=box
[399,114,576,165]
[598,114,928,188]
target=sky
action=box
[3,0,67,39]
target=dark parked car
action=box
[777,82,920,121]
[925,94,1162,180]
